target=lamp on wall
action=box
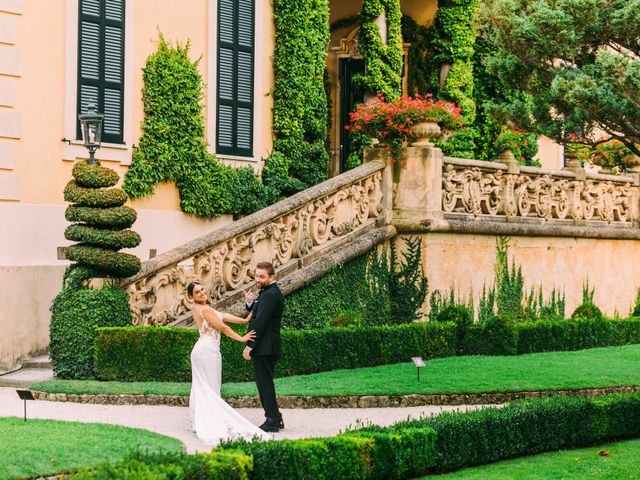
[78,103,104,165]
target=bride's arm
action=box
[220,311,252,324]
[203,308,255,343]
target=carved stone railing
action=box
[122,160,387,326]
[441,157,639,225]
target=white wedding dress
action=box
[190,309,271,446]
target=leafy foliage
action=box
[283,238,428,329]
[357,0,403,100]
[49,286,132,379]
[480,0,640,157]
[263,0,331,198]
[123,34,271,217]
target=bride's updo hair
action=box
[187,281,201,298]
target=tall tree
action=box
[481,0,640,156]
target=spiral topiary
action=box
[64,160,141,282]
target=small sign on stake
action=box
[411,357,425,381]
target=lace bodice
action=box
[196,309,221,342]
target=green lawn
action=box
[0,417,183,479]
[32,344,640,398]
[420,437,640,479]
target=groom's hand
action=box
[244,290,254,305]
[242,347,252,361]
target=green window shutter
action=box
[216,0,254,157]
[77,0,125,144]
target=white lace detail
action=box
[196,309,221,342]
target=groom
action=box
[243,261,285,432]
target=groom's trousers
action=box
[252,355,282,424]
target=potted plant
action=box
[493,127,537,164]
[346,94,461,166]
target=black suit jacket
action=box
[246,282,284,357]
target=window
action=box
[76,0,125,144]
[216,0,254,157]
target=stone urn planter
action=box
[408,120,441,147]
[497,149,516,163]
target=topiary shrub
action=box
[49,286,132,379]
[64,160,141,282]
[571,302,604,321]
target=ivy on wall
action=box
[123,35,271,218]
[428,0,479,159]
[401,16,432,96]
[283,237,428,329]
[262,0,331,198]
[357,0,403,100]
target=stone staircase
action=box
[121,158,396,326]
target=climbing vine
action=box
[427,0,479,159]
[357,0,403,100]
[262,0,331,198]
[123,34,271,218]
[401,16,432,96]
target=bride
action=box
[187,281,272,446]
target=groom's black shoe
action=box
[277,419,285,430]
[259,421,280,433]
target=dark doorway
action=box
[339,57,365,172]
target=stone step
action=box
[21,355,51,369]
[0,367,53,388]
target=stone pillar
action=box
[364,147,394,225]
[392,146,444,227]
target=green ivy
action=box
[283,237,428,329]
[123,34,272,218]
[357,0,403,100]
[401,16,432,96]
[263,0,330,198]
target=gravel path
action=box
[0,387,484,453]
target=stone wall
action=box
[369,143,640,318]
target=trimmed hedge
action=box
[94,316,640,382]
[94,322,457,382]
[375,392,640,474]
[50,286,132,379]
[70,449,253,480]
[214,393,640,479]
[463,316,640,356]
[67,393,640,480]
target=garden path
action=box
[0,387,483,453]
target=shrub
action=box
[572,302,604,321]
[49,286,132,379]
[464,314,516,355]
[94,322,457,382]
[342,428,437,480]
[71,449,253,480]
[434,304,472,353]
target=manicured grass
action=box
[33,344,640,398]
[0,417,183,479]
[419,437,640,479]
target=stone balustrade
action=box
[442,155,639,225]
[122,160,388,326]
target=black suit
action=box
[246,282,284,425]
